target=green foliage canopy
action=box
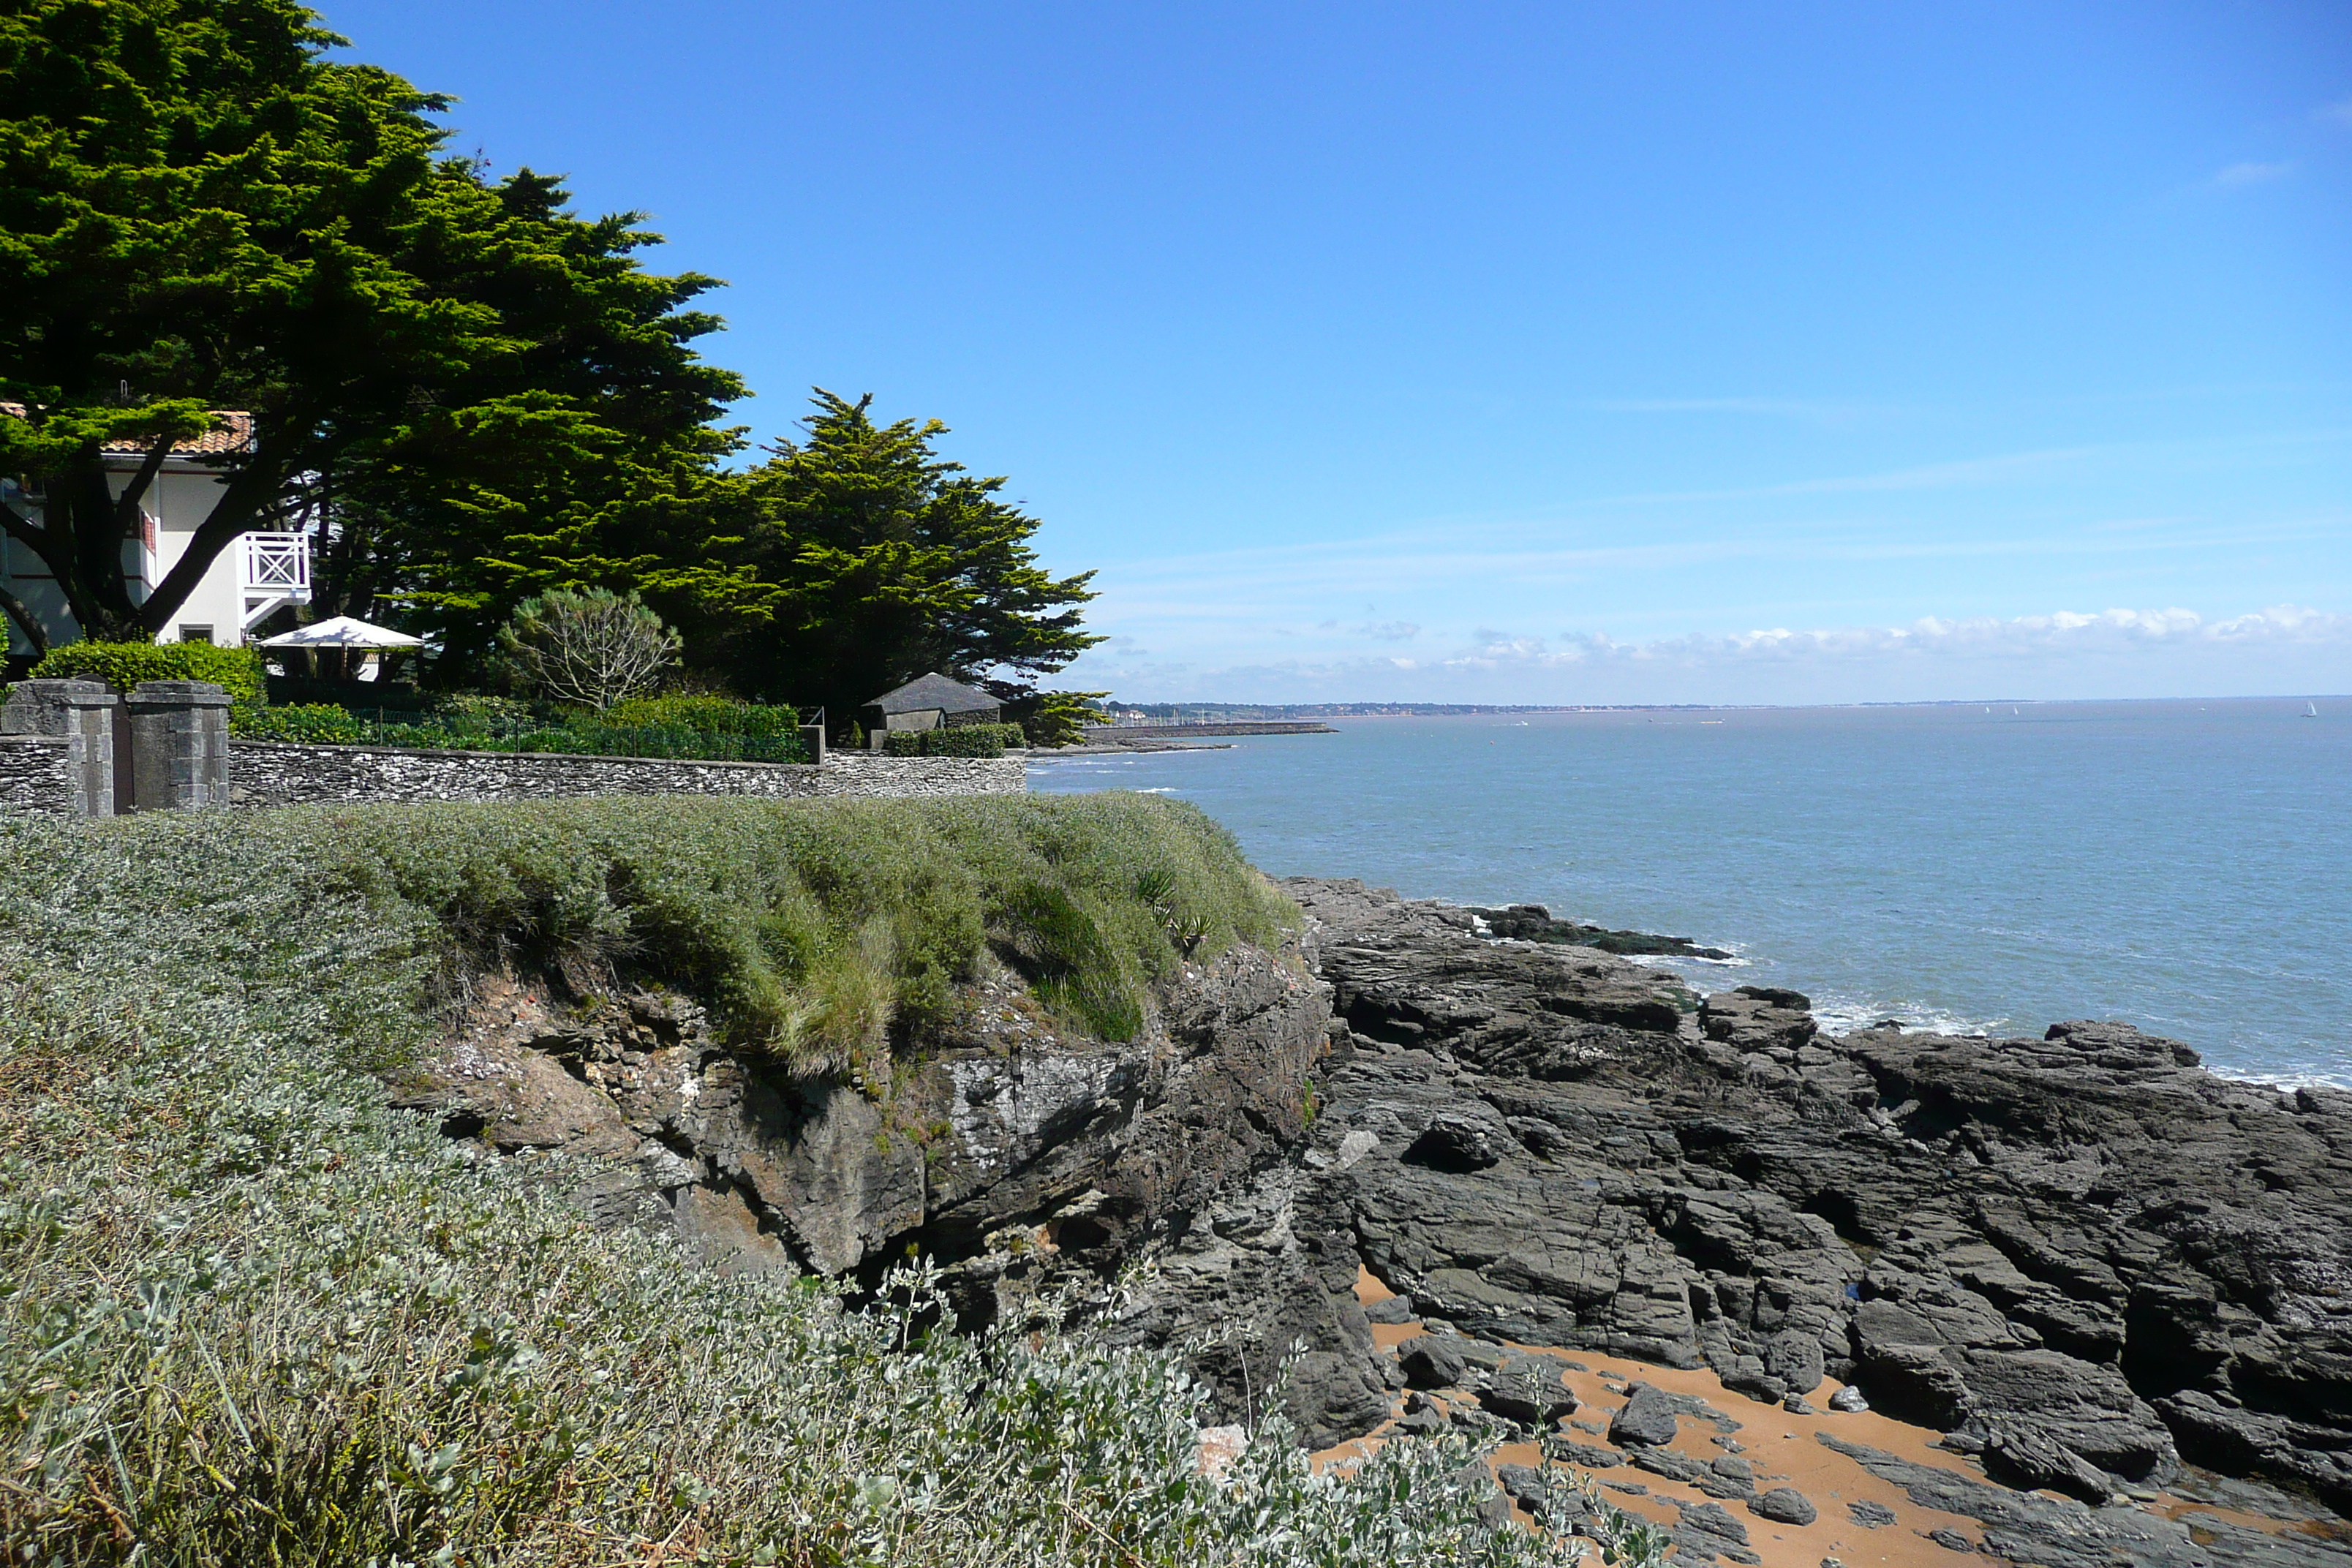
[724,391,1102,720]
[0,0,754,652]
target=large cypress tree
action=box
[0,0,754,656]
[725,391,1101,721]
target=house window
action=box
[178,625,214,644]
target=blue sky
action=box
[328,1,2351,703]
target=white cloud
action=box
[1523,604,2350,668]
[1063,606,2352,704]
[2214,161,2291,187]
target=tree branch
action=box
[0,580,51,657]
[137,456,288,635]
[110,434,175,538]
[2,494,105,638]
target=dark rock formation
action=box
[1751,1487,1817,1526]
[1481,1354,1583,1422]
[1611,1384,1688,1447]
[1280,876,2352,1528]
[1468,902,1735,961]
[391,934,1384,1444]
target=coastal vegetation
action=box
[0,794,1583,1566]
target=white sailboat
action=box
[2307,703,2321,718]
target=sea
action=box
[1030,698,2352,1088]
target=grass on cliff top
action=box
[0,794,1588,1567]
[121,791,1298,1075]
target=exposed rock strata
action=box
[1281,876,2352,1530]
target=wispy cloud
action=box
[1352,619,1421,641]
[2320,99,2352,127]
[2214,160,2291,188]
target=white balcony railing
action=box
[240,530,312,630]
[241,531,311,595]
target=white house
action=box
[1,408,311,654]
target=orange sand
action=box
[1324,1264,2281,1568]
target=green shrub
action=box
[602,694,801,735]
[328,696,811,761]
[230,703,368,744]
[430,693,539,734]
[30,638,267,705]
[997,881,1142,1039]
[883,722,1026,758]
[0,799,1592,1568]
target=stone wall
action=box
[0,736,76,817]
[811,750,1027,799]
[227,741,1023,809]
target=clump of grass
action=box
[0,801,1594,1568]
[181,791,1294,1071]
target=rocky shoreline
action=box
[396,873,2352,1568]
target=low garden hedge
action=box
[29,639,267,705]
[883,722,1027,758]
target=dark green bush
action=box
[265,674,432,713]
[601,694,800,735]
[883,723,1026,758]
[431,693,538,733]
[30,639,267,705]
[292,698,809,763]
[998,881,1142,1039]
[230,703,367,744]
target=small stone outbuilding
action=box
[862,673,1001,744]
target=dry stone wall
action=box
[810,750,1028,799]
[0,736,75,816]
[228,741,1022,808]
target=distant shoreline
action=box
[1092,694,2343,718]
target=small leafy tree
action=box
[496,587,679,709]
[1006,689,1109,747]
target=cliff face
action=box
[393,876,2352,1518]
[390,928,1389,1444]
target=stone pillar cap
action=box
[126,679,235,708]
[5,677,116,705]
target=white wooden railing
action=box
[240,531,312,630]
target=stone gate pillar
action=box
[125,680,233,810]
[0,677,118,816]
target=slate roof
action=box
[867,672,1000,716]
[1,403,254,456]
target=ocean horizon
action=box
[1033,696,2352,1088]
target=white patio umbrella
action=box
[257,615,423,649]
